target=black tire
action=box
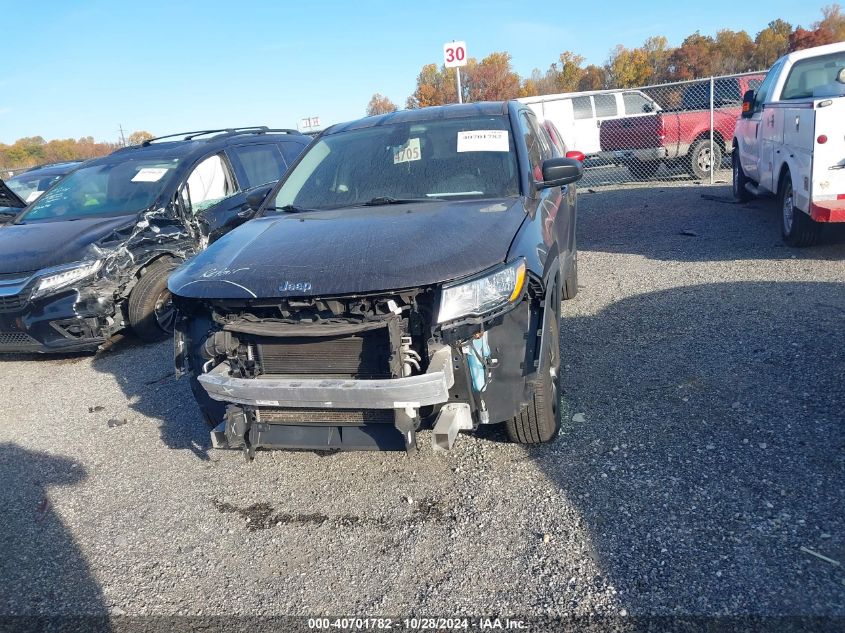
[687,139,722,180]
[628,159,660,181]
[505,283,561,444]
[563,251,578,300]
[779,174,821,247]
[732,149,752,202]
[127,259,178,342]
[184,315,226,428]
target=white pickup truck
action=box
[733,42,845,246]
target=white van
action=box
[518,89,661,162]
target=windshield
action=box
[270,115,519,211]
[7,170,69,204]
[781,52,845,100]
[18,158,180,222]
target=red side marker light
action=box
[566,150,586,163]
[817,135,828,144]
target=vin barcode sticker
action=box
[457,130,509,152]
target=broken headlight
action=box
[31,260,103,300]
[437,259,526,323]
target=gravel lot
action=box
[1,183,843,622]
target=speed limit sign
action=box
[443,41,467,68]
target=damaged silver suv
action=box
[169,102,583,454]
[0,128,309,353]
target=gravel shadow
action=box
[542,280,845,615]
[0,443,109,622]
[578,184,845,262]
[90,336,211,461]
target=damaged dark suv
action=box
[169,102,583,453]
[0,128,309,353]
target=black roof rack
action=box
[140,126,301,146]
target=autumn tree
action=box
[464,52,521,101]
[406,63,458,108]
[754,19,792,67]
[713,29,755,74]
[578,65,607,91]
[667,32,717,80]
[790,4,845,51]
[366,93,398,116]
[643,36,671,82]
[127,131,154,145]
[606,45,653,87]
[0,136,118,170]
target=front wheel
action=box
[780,175,821,247]
[505,287,561,444]
[732,150,752,202]
[127,259,179,342]
[687,139,722,180]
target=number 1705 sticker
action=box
[394,138,421,164]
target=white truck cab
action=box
[733,42,845,246]
[519,89,660,163]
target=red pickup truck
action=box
[600,74,764,180]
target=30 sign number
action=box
[443,41,467,68]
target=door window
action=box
[593,93,617,118]
[519,111,551,181]
[571,96,593,120]
[183,154,237,214]
[229,144,286,188]
[753,61,783,112]
[279,140,309,165]
[623,92,652,115]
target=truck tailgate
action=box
[600,114,666,152]
[812,97,845,215]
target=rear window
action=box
[572,96,593,120]
[781,52,845,100]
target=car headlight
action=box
[437,259,527,323]
[31,260,102,300]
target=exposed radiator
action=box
[251,329,392,378]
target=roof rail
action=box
[141,127,301,146]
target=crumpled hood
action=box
[169,198,527,299]
[0,214,138,274]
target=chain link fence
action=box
[522,71,766,188]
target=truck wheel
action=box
[688,139,722,180]
[505,285,561,444]
[732,150,752,202]
[780,175,821,247]
[628,159,660,181]
[127,259,179,342]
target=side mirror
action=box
[643,102,655,113]
[565,150,586,163]
[741,90,755,118]
[537,157,583,190]
[238,184,274,218]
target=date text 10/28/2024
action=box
[307,618,529,630]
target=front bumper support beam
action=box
[197,345,455,410]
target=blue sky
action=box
[0,0,827,144]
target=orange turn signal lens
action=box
[508,261,527,302]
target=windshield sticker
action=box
[25,191,43,203]
[393,138,421,164]
[131,167,169,183]
[457,130,509,153]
